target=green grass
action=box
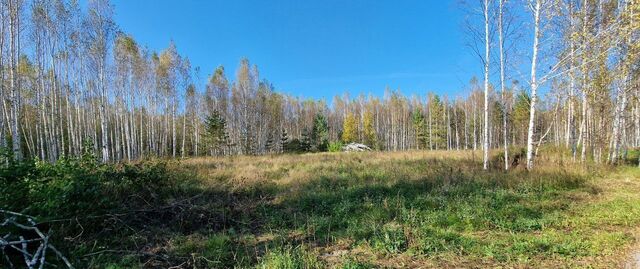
[2,150,640,268]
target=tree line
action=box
[0,0,638,169]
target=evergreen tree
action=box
[300,128,311,152]
[265,132,275,153]
[412,109,427,149]
[204,110,228,156]
[512,91,531,145]
[429,95,445,149]
[311,113,329,151]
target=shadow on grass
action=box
[29,157,597,268]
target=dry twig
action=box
[1,210,74,269]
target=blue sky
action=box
[109,0,480,100]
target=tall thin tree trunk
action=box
[526,0,542,170]
[100,60,110,162]
[181,112,186,158]
[483,0,490,170]
[568,9,577,161]
[8,0,21,160]
[499,0,509,170]
[580,0,589,163]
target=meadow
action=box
[2,149,640,268]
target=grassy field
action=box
[3,150,640,268]
[137,151,640,267]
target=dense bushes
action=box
[622,148,640,165]
[1,152,192,220]
[490,147,527,169]
[0,152,202,267]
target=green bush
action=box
[490,147,526,169]
[328,141,344,152]
[622,148,640,165]
[0,151,193,220]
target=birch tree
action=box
[7,0,23,160]
[525,0,543,170]
[84,0,115,162]
[482,0,492,170]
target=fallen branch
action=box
[0,210,74,269]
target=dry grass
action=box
[168,150,640,268]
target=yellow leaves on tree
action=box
[342,114,358,143]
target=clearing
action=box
[148,151,640,268]
[4,150,640,268]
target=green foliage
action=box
[283,138,309,153]
[340,259,374,269]
[171,233,235,267]
[412,108,427,149]
[257,246,323,269]
[281,128,289,153]
[370,223,407,253]
[622,148,640,165]
[0,151,197,267]
[3,151,640,267]
[328,141,344,152]
[300,129,312,152]
[428,94,446,149]
[0,152,191,219]
[311,114,329,152]
[512,90,531,143]
[204,110,230,155]
[491,147,527,169]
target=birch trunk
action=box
[100,60,110,162]
[498,0,509,170]
[525,0,542,170]
[483,0,490,170]
[8,0,21,160]
[580,0,589,163]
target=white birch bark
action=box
[8,0,21,160]
[483,0,491,170]
[498,0,509,170]
[525,0,542,170]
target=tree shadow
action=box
[50,157,595,268]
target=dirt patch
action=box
[627,250,640,269]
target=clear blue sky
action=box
[109,0,479,100]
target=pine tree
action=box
[412,109,426,149]
[311,113,329,151]
[265,132,275,153]
[429,95,445,149]
[204,110,228,156]
[300,128,311,152]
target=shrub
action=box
[0,150,196,229]
[490,147,526,169]
[328,141,344,152]
[284,138,310,153]
[622,148,640,165]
